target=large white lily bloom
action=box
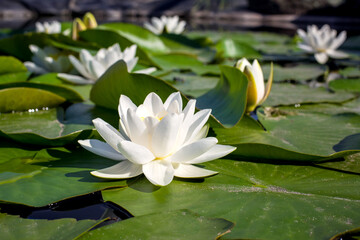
[58,44,156,84]
[297,24,348,64]
[79,92,236,186]
[24,45,72,74]
[144,15,186,34]
[235,58,273,112]
[35,21,62,34]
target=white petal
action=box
[143,92,165,117]
[57,73,92,85]
[174,164,217,178]
[235,58,251,72]
[298,43,314,53]
[314,52,328,64]
[164,92,182,113]
[118,94,137,120]
[91,161,143,179]
[93,118,126,150]
[144,22,161,34]
[183,109,211,144]
[174,20,186,34]
[329,31,347,50]
[125,109,147,145]
[69,55,94,80]
[24,61,48,74]
[88,59,105,79]
[252,59,265,103]
[170,137,218,163]
[118,140,155,165]
[187,144,236,164]
[78,139,126,160]
[152,113,182,158]
[326,49,348,59]
[142,160,174,186]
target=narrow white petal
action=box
[57,73,92,85]
[91,161,143,179]
[171,137,218,163]
[326,49,348,59]
[118,140,155,165]
[69,55,94,80]
[314,52,328,64]
[329,31,347,50]
[118,94,137,120]
[173,20,186,34]
[126,57,138,72]
[24,61,48,74]
[125,109,147,145]
[88,59,106,79]
[144,22,161,34]
[187,144,236,164]
[164,92,182,113]
[152,113,182,157]
[174,164,217,178]
[142,160,174,186]
[78,139,126,160]
[183,109,211,144]
[298,43,315,53]
[252,59,265,103]
[235,58,251,72]
[93,118,126,151]
[143,92,165,117]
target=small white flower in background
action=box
[58,43,156,85]
[144,15,186,35]
[24,45,72,74]
[235,58,273,113]
[297,24,348,64]
[79,92,236,186]
[35,21,62,34]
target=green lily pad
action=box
[263,83,355,107]
[0,56,27,74]
[329,78,360,92]
[80,210,234,240]
[262,63,326,82]
[29,73,91,100]
[99,23,169,54]
[0,72,31,84]
[149,53,220,75]
[213,110,360,161]
[215,38,261,58]
[0,213,101,240]
[102,158,360,240]
[0,108,96,146]
[90,60,181,111]
[0,87,65,113]
[339,66,360,78]
[161,72,219,98]
[1,80,84,102]
[0,145,127,206]
[196,65,248,127]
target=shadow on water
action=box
[0,191,133,228]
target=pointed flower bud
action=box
[235,58,273,112]
[83,12,98,29]
[71,18,86,40]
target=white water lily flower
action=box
[297,24,348,64]
[58,44,156,84]
[235,58,273,112]
[35,21,61,34]
[79,92,236,186]
[144,15,186,34]
[24,45,72,74]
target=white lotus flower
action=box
[24,45,72,74]
[79,92,236,186]
[297,24,348,64]
[235,58,273,112]
[35,21,61,34]
[58,44,156,84]
[144,15,186,34]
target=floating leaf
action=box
[0,87,65,112]
[0,108,96,146]
[216,38,261,58]
[102,158,360,240]
[0,56,27,74]
[329,78,360,92]
[80,210,234,240]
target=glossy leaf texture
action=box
[80,210,234,240]
[102,158,360,240]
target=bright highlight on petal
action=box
[79,92,236,186]
[297,24,348,64]
[235,58,273,113]
[144,15,186,35]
